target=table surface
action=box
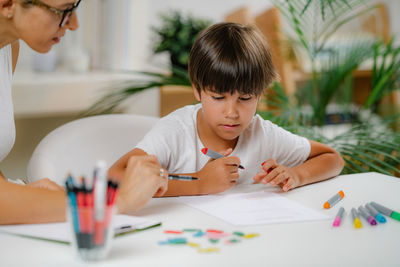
[1,172,399,267]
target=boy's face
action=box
[194,88,259,142]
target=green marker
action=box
[233,231,244,237]
[371,202,400,221]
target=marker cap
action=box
[332,217,341,227]
[392,211,400,221]
[375,214,387,223]
[354,218,362,228]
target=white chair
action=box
[27,114,159,185]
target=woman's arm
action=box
[11,40,19,73]
[0,177,66,225]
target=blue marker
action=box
[365,203,386,223]
[65,175,80,233]
[371,202,400,221]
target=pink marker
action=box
[333,207,345,227]
[201,148,245,169]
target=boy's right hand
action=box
[197,148,240,194]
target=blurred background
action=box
[2,0,400,180]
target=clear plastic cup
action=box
[67,205,115,261]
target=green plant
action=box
[262,0,400,175]
[153,11,212,72]
[365,38,400,111]
[274,0,380,125]
[83,10,210,116]
[82,67,191,117]
[259,82,400,176]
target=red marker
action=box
[164,230,183,234]
[261,161,272,174]
[201,148,245,169]
[76,177,87,233]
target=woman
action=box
[0,0,168,224]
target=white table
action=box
[1,172,399,267]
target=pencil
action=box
[168,175,199,181]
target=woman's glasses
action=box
[23,0,82,27]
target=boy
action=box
[110,22,344,196]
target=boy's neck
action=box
[196,109,239,152]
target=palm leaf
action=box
[365,38,400,109]
[274,0,374,58]
[297,39,374,125]
[81,67,191,117]
[259,83,400,176]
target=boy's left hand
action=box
[253,158,301,192]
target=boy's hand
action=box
[253,158,300,192]
[197,148,240,194]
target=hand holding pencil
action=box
[194,147,241,194]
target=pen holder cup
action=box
[67,205,116,261]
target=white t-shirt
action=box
[0,44,16,163]
[136,104,311,184]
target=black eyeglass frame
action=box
[22,0,82,27]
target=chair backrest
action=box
[27,114,159,185]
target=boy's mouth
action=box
[222,124,240,130]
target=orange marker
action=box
[323,190,345,209]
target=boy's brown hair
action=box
[188,22,277,96]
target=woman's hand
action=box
[116,155,168,214]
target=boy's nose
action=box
[224,101,239,119]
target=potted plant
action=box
[153,11,212,72]
[83,11,210,117]
[260,0,400,176]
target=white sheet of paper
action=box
[175,190,329,226]
[0,214,161,243]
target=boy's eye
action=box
[239,96,252,101]
[212,95,224,100]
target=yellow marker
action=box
[188,242,200,248]
[198,247,220,253]
[243,233,260,239]
[351,208,362,229]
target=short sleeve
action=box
[260,118,311,168]
[135,116,179,169]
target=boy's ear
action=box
[192,85,201,101]
[0,0,14,18]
